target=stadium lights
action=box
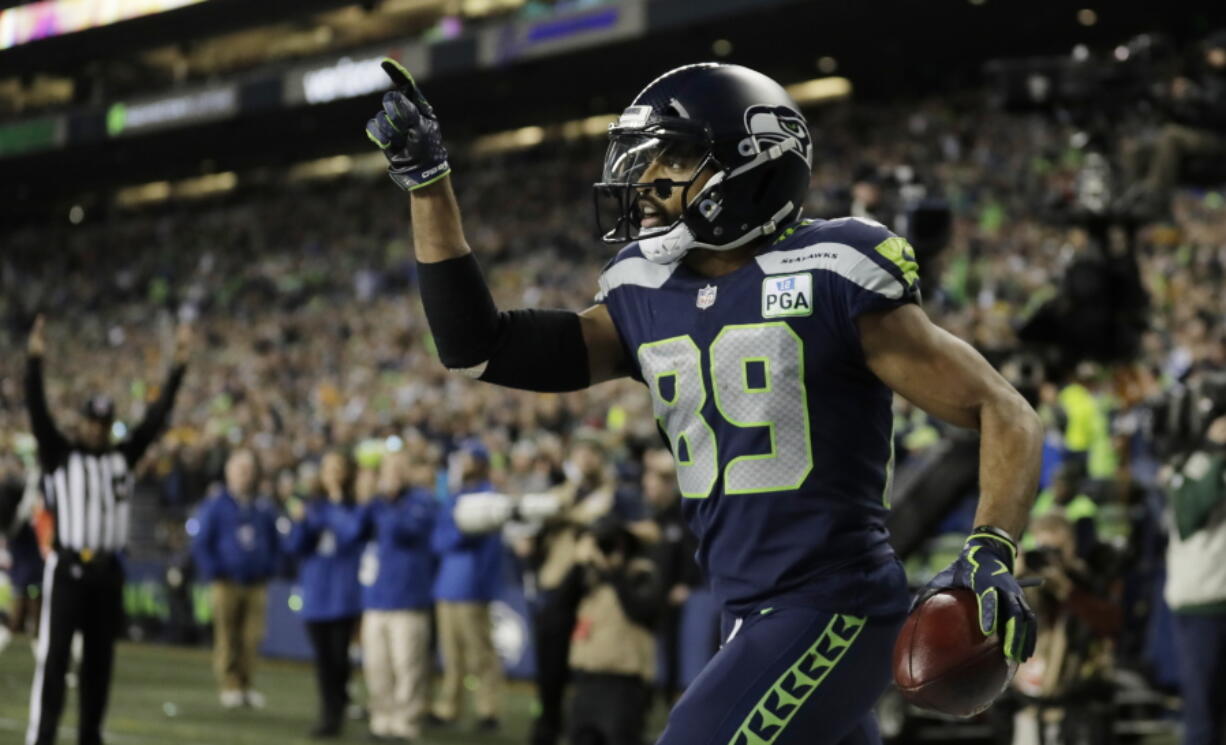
[284,152,391,181]
[471,125,545,156]
[287,155,354,181]
[470,113,620,154]
[0,0,208,51]
[114,172,237,207]
[560,114,619,140]
[461,0,524,18]
[785,76,853,105]
[381,0,450,13]
[175,172,237,199]
[115,181,171,208]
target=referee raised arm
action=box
[24,315,190,745]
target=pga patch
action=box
[761,273,813,318]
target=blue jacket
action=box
[192,489,280,584]
[284,498,363,621]
[331,488,437,611]
[432,483,503,603]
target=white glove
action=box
[517,492,562,522]
[453,491,513,534]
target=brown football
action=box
[892,588,1018,717]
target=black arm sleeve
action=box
[120,363,186,465]
[416,254,590,392]
[25,357,69,468]
[479,309,590,392]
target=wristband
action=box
[970,524,1018,567]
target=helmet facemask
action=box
[594,117,724,263]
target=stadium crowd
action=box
[2,74,1226,743]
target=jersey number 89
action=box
[638,323,812,498]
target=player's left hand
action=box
[365,58,450,191]
[917,529,1036,662]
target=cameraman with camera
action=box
[1013,513,1121,745]
[557,513,663,745]
[1163,402,1226,745]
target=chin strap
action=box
[638,200,796,264]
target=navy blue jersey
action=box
[597,217,919,616]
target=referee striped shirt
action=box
[25,356,185,554]
[40,452,132,552]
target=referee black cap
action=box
[82,395,115,422]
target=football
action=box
[892,588,1018,717]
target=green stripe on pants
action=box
[728,613,866,745]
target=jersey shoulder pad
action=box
[594,242,679,303]
[756,217,918,300]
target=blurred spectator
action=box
[285,449,364,739]
[430,440,504,731]
[6,520,44,635]
[1013,513,1120,745]
[637,448,701,707]
[1028,461,1098,559]
[334,450,437,742]
[560,514,662,745]
[3,462,43,637]
[529,431,615,745]
[1164,414,1226,745]
[192,448,279,709]
[1124,31,1226,217]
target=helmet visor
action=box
[600,132,709,187]
[594,131,711,243]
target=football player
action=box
[365,60,1041,745]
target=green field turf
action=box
[0,635,1180,745]
[0,636,598,745]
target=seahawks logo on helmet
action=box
[738,105,813,167]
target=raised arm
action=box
[24,316,69,466]
[364,59,627,390]
[860,303,1041,662]
[120,323,190,464]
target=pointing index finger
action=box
[381,58,416,92]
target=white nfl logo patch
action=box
[696,284,718,310]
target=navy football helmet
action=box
[594,63,813,264]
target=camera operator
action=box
[1163,408,1226,745]
[558,513,663,745]
[1125,31,1226,218]
[1013,513,1121,745]
[527,431,615,745]
[636,448,701,707]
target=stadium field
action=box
[0,637,603,745]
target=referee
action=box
[24,315,190,745]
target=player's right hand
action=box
[917,530,1037,663]
[365,58,451,191]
